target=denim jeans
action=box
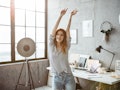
[52,72,76,90]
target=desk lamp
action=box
[96,45,115,72]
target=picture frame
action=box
[70,29,78,44]
[82,20,93,37]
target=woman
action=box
[49,8,77,90]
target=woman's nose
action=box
[57,35,61,38]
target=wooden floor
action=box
[35,86,52,90]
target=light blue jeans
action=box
[52,72,76,90]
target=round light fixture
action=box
[17,38,36,57]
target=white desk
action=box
[47,67,120,85]
[73,69,120,85]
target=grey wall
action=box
[0,59,49,90]
[48,0,120,70]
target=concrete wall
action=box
[48,0,120,90]
[0,59,49,90]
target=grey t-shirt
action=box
[49,35,72,74]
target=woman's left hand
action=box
[71,9,78,16]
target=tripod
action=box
[15,59,35,90]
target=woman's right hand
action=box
[60,8,68,16]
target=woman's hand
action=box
[71,9,78,16]
[60,8,68,16]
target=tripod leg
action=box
[27,63,32,90]
[15,62,25,90]
[28,62,35,90]
[25,60,29,87]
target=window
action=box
[0,0,47,63]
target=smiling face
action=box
[56,30,64,43]
[54,29,67,53]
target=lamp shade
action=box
[17,38,36,57]
[96,45,103,53]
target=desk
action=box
[73,69,120,85]
[73,69,120,90]
[47,67,120,90]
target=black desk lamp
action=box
[96,45,115,72]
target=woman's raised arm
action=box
[52,9,68,36]
[66,9,77,39]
